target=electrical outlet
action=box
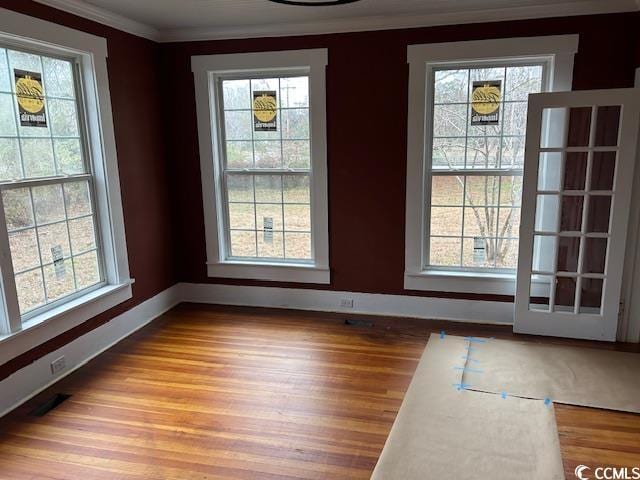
[340,298,354,308]
[50,356,66,375]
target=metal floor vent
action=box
[344,318,374,328]
[30,393,71,417]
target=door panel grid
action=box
[515,88,640,341]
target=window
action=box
[405,36,578,294]
[0,46,102,317]
[192,49,329,284]
[428,63,545,271]
[221,76,312,261]
[0,9,131,355]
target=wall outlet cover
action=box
[50,356,66,375]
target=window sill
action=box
[405,269,517,295]
[207,261,330,284]
[0,281,133,366]
[405,270,550,296]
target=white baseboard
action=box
[0,281,517,417]
[0,283,181,417]
[177,282,515,325]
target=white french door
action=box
[515,88,640,341]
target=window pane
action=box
[0,93,17,135]
[255,175,282,202]
[282,108,309,139]
[21,138,55,178]
[44,259,75,302]
[48,99,79,136]
[258,231,284,259]
[465,176,500,206]
[230,230,256,257]
[434,69,468,104]
[500,136,525,168]
[502,102,528,136]
[54,138,84,174]
[228,203,255,230]
[284,204,311,231]
[222,79,251,110]
[69,216,96,254]
[432,137,465,169]
[224,110,252,140]
[2,188,34,230]
[37,221,72,261]
[430,207,462,236]
[8,229,40,272]
[0,49,11,93]
[42,57,75,99]
[431,176,464,206]
[433,104,466,137]
[284,232,311,260]
[254,140,282,168]
[283,140,310,169]
[73,250,100,290]
[283,176,309,203]
[280,77,308,108]
[227,174,254,202]
[64,181,92,218]
[466,137,501,169]
[429,237,461,267]
[33,184,65,224]
[0,138,21,180]
[256,203,283,231]
[505,65,543,101]
[15,269,45,313]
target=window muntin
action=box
[426,62,546,271]
[218,75,313,263]
[0,46,102,318]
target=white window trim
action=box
[405,35,578,295]
[192,49,330,284]
[0,8,132,356]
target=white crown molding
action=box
[157,0,639,43]
[33,0,159,40]
[25,0,639,43]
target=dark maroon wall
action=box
[0,2,175,380]
[163,12,639,303]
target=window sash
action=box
[424,60,550,272]
[0,44,106,321]
[215,73,315,264]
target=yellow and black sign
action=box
[253,90,277,131]
[15,69,47,128]
[471,80,501,126]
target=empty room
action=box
[0,0,639,478]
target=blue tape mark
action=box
[464,336,488,344]
[440,331,446,339]
[452,383,472,391]
[501,391,508,399]
[460,355,480,364]
[453,366,484,374]
[544,397,552,406]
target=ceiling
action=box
[34,0,640,41]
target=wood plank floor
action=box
[0,303,638,479]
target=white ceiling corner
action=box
[32,0,640,43]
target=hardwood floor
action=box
[0,303,638,479]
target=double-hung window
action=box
[192,49,329,284]
[0,9,131,357]
[0,46,102,317]
[405,36,578,294]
